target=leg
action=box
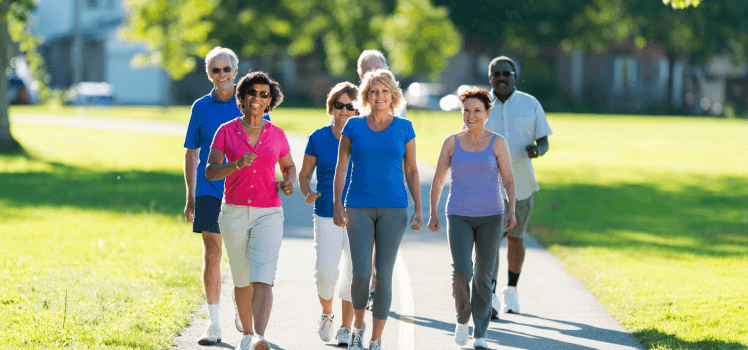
[471,215,503,339]
[369,208,408,344]
[446,215,475,325]
[235,285,255,335]
[202,231,223,305]
[346,207,376,329]
[339,229,354,330]
[219,204,254,335]
[506,196,533,279]
[313,215,346,314]
[250,282,273,336]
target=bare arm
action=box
[184,148,199,223]
[298,154,321,204]
[404,138,423,230]
[526,136,549,158]
[205,147,255,181]
[496,136,517,230]
[427,136,455,232]
[277,153,296,196]
[333,135,352,226]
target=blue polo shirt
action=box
[184,88,270,200]
[304,125,352,217]
[342,116,415,208]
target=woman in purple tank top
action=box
[427,88,517,348]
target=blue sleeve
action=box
[341,118,355,140]
[184,102,201,149]
[405,119,416,144]
[304,131,316,157]
[263,113,271,121]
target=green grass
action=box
[6,106,748,349]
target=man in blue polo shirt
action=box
[183,46,270,345]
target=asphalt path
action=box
[12,114,644,350]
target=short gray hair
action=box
[205,47,239,76]
[357,50,388,76]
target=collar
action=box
[209,85,237,103]
[490,88,516,105]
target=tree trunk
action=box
[0,20,21,153]
[666,51,676,111]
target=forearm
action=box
[503,179,516,213]
[282,165,296,185]
[184,153,198,201]
[405,169,422,211]
[429,180,445,215]
[298,173,313,196]
[536,137,549,157]
[206,161,240,181]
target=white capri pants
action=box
[219,204,284,288]
[313,215,353,302]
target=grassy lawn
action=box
[5,106,748,349]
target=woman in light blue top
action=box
[332,69,423,350]
[427,88,517,349]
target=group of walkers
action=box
[184,47,552,350]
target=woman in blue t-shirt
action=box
[332,69,423,350]
[298,82,358,347]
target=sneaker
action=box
[318,314,335,342]
[239,334,252,350]
[490,293,501,320]
[233,291,243,332]
[336,327,352,346]
[473,337,489,349]
[250,334,270,350]
[365,289,375,311]
[197,324,221,345]
[348,325,365,350]
[454,323,469,346]
[502,286,520,314]
[369,340,382,350]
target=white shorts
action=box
[313,215,353,302]
[219,204,284,287]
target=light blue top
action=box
[304,125,352,217]
[446,134,504,217]
[184,88,270,200]
[342,116,416,208]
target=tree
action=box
[663,0,701,9]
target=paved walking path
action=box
[12,114,644,350]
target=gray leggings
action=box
[447,214,503,339]
[346,207,408,320]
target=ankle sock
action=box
[508,271,520,287]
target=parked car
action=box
[7,64,39,105]
[439,85,492,111]
[67,82,117,106]
[404,82,445,110]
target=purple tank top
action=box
[446,134,504,217]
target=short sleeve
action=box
[405,120,416,144]
[210,124,227,153]
[533,99,553,139]
[304,131,316,157]
[341,118,355,141]
[183,102,201,149]
[279,129,291,159]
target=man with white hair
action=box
[183,46,270,346]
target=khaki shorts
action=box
[504,195,533,239]
[219,204,284,287]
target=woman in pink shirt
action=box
[206,71,295,350]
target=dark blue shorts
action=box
[193,195,221,234]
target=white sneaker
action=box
[348,324,365,350]
[491,293,501,319]
[473,337,489,349]
[502,286,520,314]
[336,327,352,346]
[250,334,270,350]
[239,334,252,350]
[369,340,382,350]
[233,291,243,332]
[318,314,335,342]
[197,324,221,345]
[454,323,469,346]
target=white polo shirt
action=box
[464,89,552,200]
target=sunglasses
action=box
[333,102,356,111]
[491,71,515,78]
[211,66,232,74]
[248,89,270,99]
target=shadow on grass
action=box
[1,154,185,216]
[531,175,748,257]
[632,328,746,350]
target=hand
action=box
[304,191,321,204]
[277,180,294,196]
[427,214,440,232]
[525,145,539,158]
[504,212,517,231]
[410,210,423,231]
[237,152,257,168]
[184,200,195,223]
[333,205,348,227]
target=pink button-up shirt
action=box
[211,118,290,207]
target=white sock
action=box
[208,304,220,327]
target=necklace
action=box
[241,118,265,129]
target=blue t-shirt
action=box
[184,88,270,200]
[342,116,416,208]
[304,126,352,217]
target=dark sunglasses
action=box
[333,102,356,111]
[211,66,232,74]
[492,71,515,78]
[248,89,271,99]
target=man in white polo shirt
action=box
[480,56,553,317]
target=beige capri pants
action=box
[219,204,284,287]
